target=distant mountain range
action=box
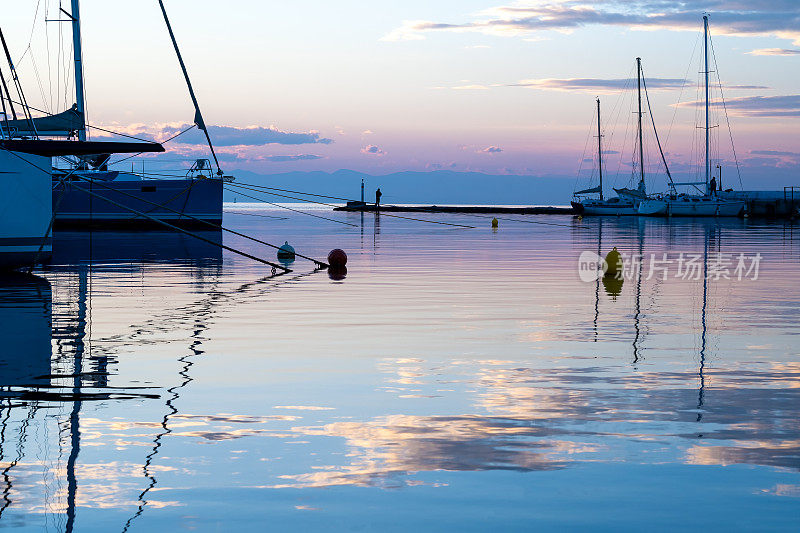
[224,169,576,206]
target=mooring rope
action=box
[222,179,578,230]
[67,182,292,273]
[223,185,358,227]
[69,175,328,269]
[225,180,476,229]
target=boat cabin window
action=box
[141,186,157,193]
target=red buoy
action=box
[327,249,347,268]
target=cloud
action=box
[678,94,800,117]
[383,1,800,46]
[94,122,333,147]
[748,48,800,55]
[479,146,503,153]
[361,144,387,156]
[274,405,335,411]
[362,129,374,135]
[751,149,800,157]
[263,154,323,162]
[426,161,458,170]
[453,84,490,90]
[510,77,690,92]
[171,124,333,146]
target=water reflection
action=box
[51,230,223,266]
[0,214,798,529]
[264,218,800,490]
[0,274,51,388]
[0,231,229,530]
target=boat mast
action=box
[703,15,710,195]
[158,0,223,175]
[70,0,86,141]
[636,57,645,191]
[596,98,604,201]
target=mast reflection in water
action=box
[0,211,799,531]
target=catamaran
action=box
[638,16,745,217]
[4,0,227,233]
[0,1,165,269]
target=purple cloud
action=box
[510,77,689,92]
[679,94,800,117]
[361,144,387,156]
[751,149,800,157]
[384,1,800,45]
[748,48,800,55]
[263,154,324,162]
[479,146,503,154]
[167,124,333,146]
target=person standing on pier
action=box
[375,188,382,208]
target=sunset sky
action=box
[5,1,800,186]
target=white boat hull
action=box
[0,151,53,269]
[638,197,745,217]
[572,199,639,216]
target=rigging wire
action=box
[604,66,634,192]
[709,33,744,190]
[665,31,701,148]
[106,125,196,167]
[572,106,597,193]
[641,66,674,188]
[45,0,54,112]
[16,0,44,64]
[6,99,156,142]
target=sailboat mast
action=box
[636,57,644,189]
[158,0,223,175]
[71,0,86,141]
[703,15,710,194]
[596,98,603,201]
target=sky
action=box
[3,1,800,189]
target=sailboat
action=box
[0,4,164,269]
[638,16,745,217]
[5,0,226,230]
[572,59,650,216]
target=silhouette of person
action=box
[375,188,382,207]
[709,176,717,196]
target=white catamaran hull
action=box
[638,197,745,217]
[0,151,53,269]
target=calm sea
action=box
[1,204,799,531]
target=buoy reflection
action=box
[328,265,347,281]
[602,275,623,299]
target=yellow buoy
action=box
[491,218,499,228]
[604,247,622,277]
